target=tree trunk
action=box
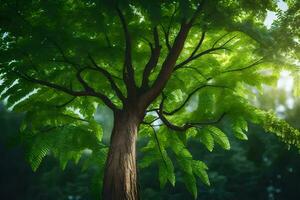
[102,110,140,200]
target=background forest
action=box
[1,75,299,200]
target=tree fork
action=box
[101,3,206,199]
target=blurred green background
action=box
[1,84,300,200]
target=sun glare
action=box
[277,70,294,92]
[264,0,288,29]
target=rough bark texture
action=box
[102,110,140,200]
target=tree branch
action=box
[190,31,206,58]
[12,11,118,110]
[62,113,90,123]
[142,123,169,169]
[160,5,178,52]
[116,6,137,97]
[212,32,231,48]
[174,34,235,71]
[139,1,207,108]
[187,0,206,26]
[48,57,121,100]
[165,84,233,116]
[140,22,193,108]
[50,40,80,70]
[222,58,264,73]
[12,70,118,111]
[76,67,95,92]
[52,58,121,82]
[142,117,159,125]
[157,94,226,131]
[56,97,76,108]
[141,26,161,90]
[104,31,112,48]
[161,24,172,52]
[88,54,126,102]
[175,66,209,80]
[147,84,233,117]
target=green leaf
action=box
[158,164,169,188]
[89,120,103,141]
[169,134,193,174]
[192,160,210,186]
[139,151,158,168]
[158,149,175,188]
[198,128,214,152]
[23,120,103,172]
[28,138,50,171]
[207,126,230,150]
[183,172,197,199]
[234,128,248,140]
[140,130,175,188]
[231,116,248,140]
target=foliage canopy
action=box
[0,0,299,198]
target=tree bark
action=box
[102,109,141,200]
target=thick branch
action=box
[140,22,193,107]
[88,55,126,102]
[160,5,178,52]
[76,68,95,92]
[48,53,125,105]
[116,6,136,97]
[12,12,118,110]
[13,70,118,111]
[140,1,207,108]
[141,27,161,89]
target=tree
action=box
[0,0,299,199]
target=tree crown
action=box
[0,0,299,198]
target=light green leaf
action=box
[89,120,103,141]
[198,128,214,152]
[207,126,230,150]
[234,128,248,140]
[158,150,175,188]
[232,116,248,140]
